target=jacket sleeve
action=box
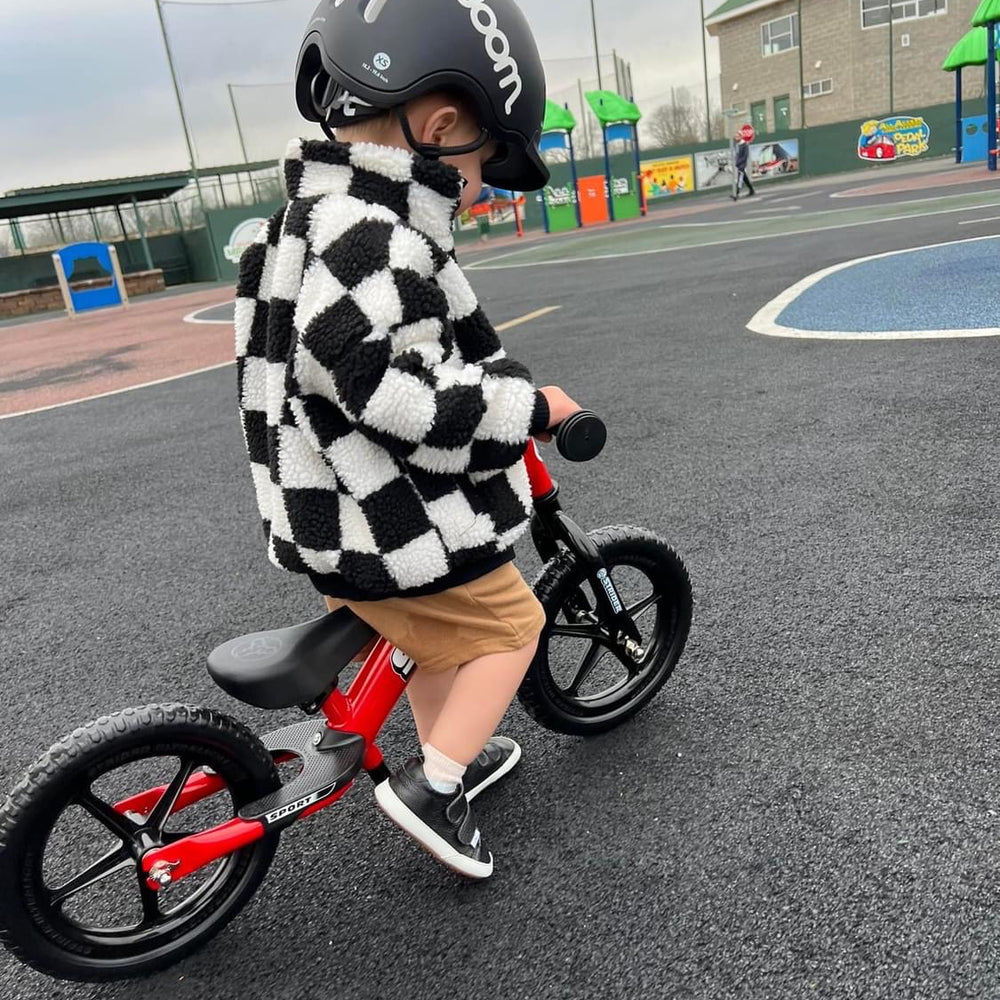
[293,220,550,476]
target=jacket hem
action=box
[308,550,516,601]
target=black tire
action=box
[0,704,281,982]
[520,526,693,736]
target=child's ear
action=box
[422,106,460,146]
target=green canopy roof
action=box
[972,0,1000,26]
[542,99,577,133]
[941,25,999,70]
[584,90,642,126]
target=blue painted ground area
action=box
[777,237,1000,332]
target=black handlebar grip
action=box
[555,410,607,462]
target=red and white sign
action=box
[739,123,756,143]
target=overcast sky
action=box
[0,0,720,192]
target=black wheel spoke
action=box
[49,847,133,907]
[609,643,644,677]
[550,622,610,643]
[565,641,607,697]
[627,590,662,619]
[77,789,138,843]
[147,759,197,834]
[162,829,198,846]
[138,882,163,927]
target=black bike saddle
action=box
[207,609,377,710]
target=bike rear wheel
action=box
[0,704,280,982]
[520,526,693,736]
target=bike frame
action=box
[137,442,570,890]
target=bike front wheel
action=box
[0,704,280,982]
[520,526,693,736]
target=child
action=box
[234,0,579,879]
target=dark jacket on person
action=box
[735,141,750,171]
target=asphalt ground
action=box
[2,166,1000,999]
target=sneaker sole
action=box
[465,740,522,802]
[374,781,494,880]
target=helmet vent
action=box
[363,0,390,22]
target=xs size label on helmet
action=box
[362,51,392,83]
[457,0,523,115]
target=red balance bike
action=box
[0,413,692,982]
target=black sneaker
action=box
[374,759,493,879]
[464,737,522,802]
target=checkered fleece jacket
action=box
[235,139,550,599]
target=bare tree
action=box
[645,87,703,149]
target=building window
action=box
[860,0,946,29]
[761,14,799,56]
[803,78,834,98]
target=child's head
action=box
[295,0,548,196]
[336,90,498,213]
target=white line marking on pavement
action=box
[467,199,999,270]
[958,216,1000,225]
[495,305,561,331]
[747,205,801,213]
[0,363,235,421]
[183,300,237,324]
[1,306,561,420]
[746,235,1000,340]
[658,216,797,228]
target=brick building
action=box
[705,0,979,133]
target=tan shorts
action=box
[323,562,546,675]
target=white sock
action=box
[421,743,466,794]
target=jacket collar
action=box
[282,138,463,251]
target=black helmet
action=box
[295,0,549,191]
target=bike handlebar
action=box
[554,410,607,463]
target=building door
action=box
[750,101,767,136]
[773,94,791,132]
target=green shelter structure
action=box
[539,99,582,232]
[941,26,1000,163]
[0,160,284,309]
[971,0,1000,169]
[584,90,644,222]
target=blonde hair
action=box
[335,111,398,144]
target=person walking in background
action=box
[732,134,755,200]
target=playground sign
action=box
[51,242,129,319]
[640,156,694,198]
[223,218,268,263]
[858,116,930,161]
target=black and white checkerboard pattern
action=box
[236,140,549,599]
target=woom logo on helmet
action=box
[456,0,523,115]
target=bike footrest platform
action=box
[240,720,366,830]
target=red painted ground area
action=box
[835,167,996,198]
[0,288,235,417]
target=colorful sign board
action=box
[694,147,734,191]
[750,139,800,180]
[224,218,268,263]
[51,242,129,317]
[640,156,695,199]
[857,117,930,161]
[539,129,579,232]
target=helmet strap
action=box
[395,107,490,159]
